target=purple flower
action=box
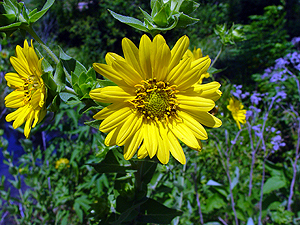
[274,58,288,70]
[291,37,300,46]
[271,135,286,151]
[231,84,243,99]
[246,110,253,119]
[275,90,287,103]
[287,52,300,64]
[270,70,287,83]
[250,91,262,105]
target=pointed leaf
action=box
[29,0,55,23]
[54,61,66,92]
[108,10,149,32]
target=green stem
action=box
[210,44,224,69]
[25,26,59,64]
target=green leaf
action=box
[139,7,153,23]
[230,166,239,190]
[84,119,102,129]
[86,67,96,81]
[151,0,163,17]
[205,193,226,213]
[54,61,66,92]
[90,150,135,174]
[0,14,16,26]
[176,13,199,28]
[59,92,79,102]
[28,0,55,23]
[97,79,117,87]
[179,0,200,14]
[138,198,182,224]
[263,176,286,194]
[108,10,149,32]
[153,4,169,27]
[78,71,88,86]
[41,72,57,92]
[58,46,87,78]
[112,197,148,224]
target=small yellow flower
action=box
[55,158,70,170]
[183,47,210,84]
[4,40,47,138]
[90,34,222,165]
[227,97,246,129]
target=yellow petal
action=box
[168,119,201,150]
[178,111,208,140]
[124,128,144,160]
[104,127,119,146]
[93,102,127,120]
[122,37,145,79]
[177,94,215,111]
[151,35,171,81]
[168,131,186,164]
[144,120,158,158]
[105,52,125,65]
[182,110,222,128]
[5,90,25,108]
[24,111,35,138]
[89,86,134,103]
[137,144,148,159]
[10,56,30,78]
[156,122,170,164]
[4,72,24,87]
[169,35,189,72]
[6,107,24,122]
[100,107,133,133]
[12,105,32,129]
[177,56,211,90]
[139,34,152,79]
[111,60,143,86]
[166,57,191,83]
[116,112,143,146]
[93,63,130,87]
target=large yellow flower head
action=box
[4,40,47,138]
[227,97,246,129]
[90,34,222,164]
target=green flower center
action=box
[130,78,178,121]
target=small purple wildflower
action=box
[250,91,262,105]
[270,70,288,83]
[275,90,287,103]
[231,84,243,99]
[271,135,286,151]
[291,37,300,46]
[274,58,289,70]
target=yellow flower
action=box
[55,158,70,170]
[90,34,222,165]
[4,40,47,138]
[227,97,246,129]
[183,47,210,84]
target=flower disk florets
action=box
[131,78,178,121]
